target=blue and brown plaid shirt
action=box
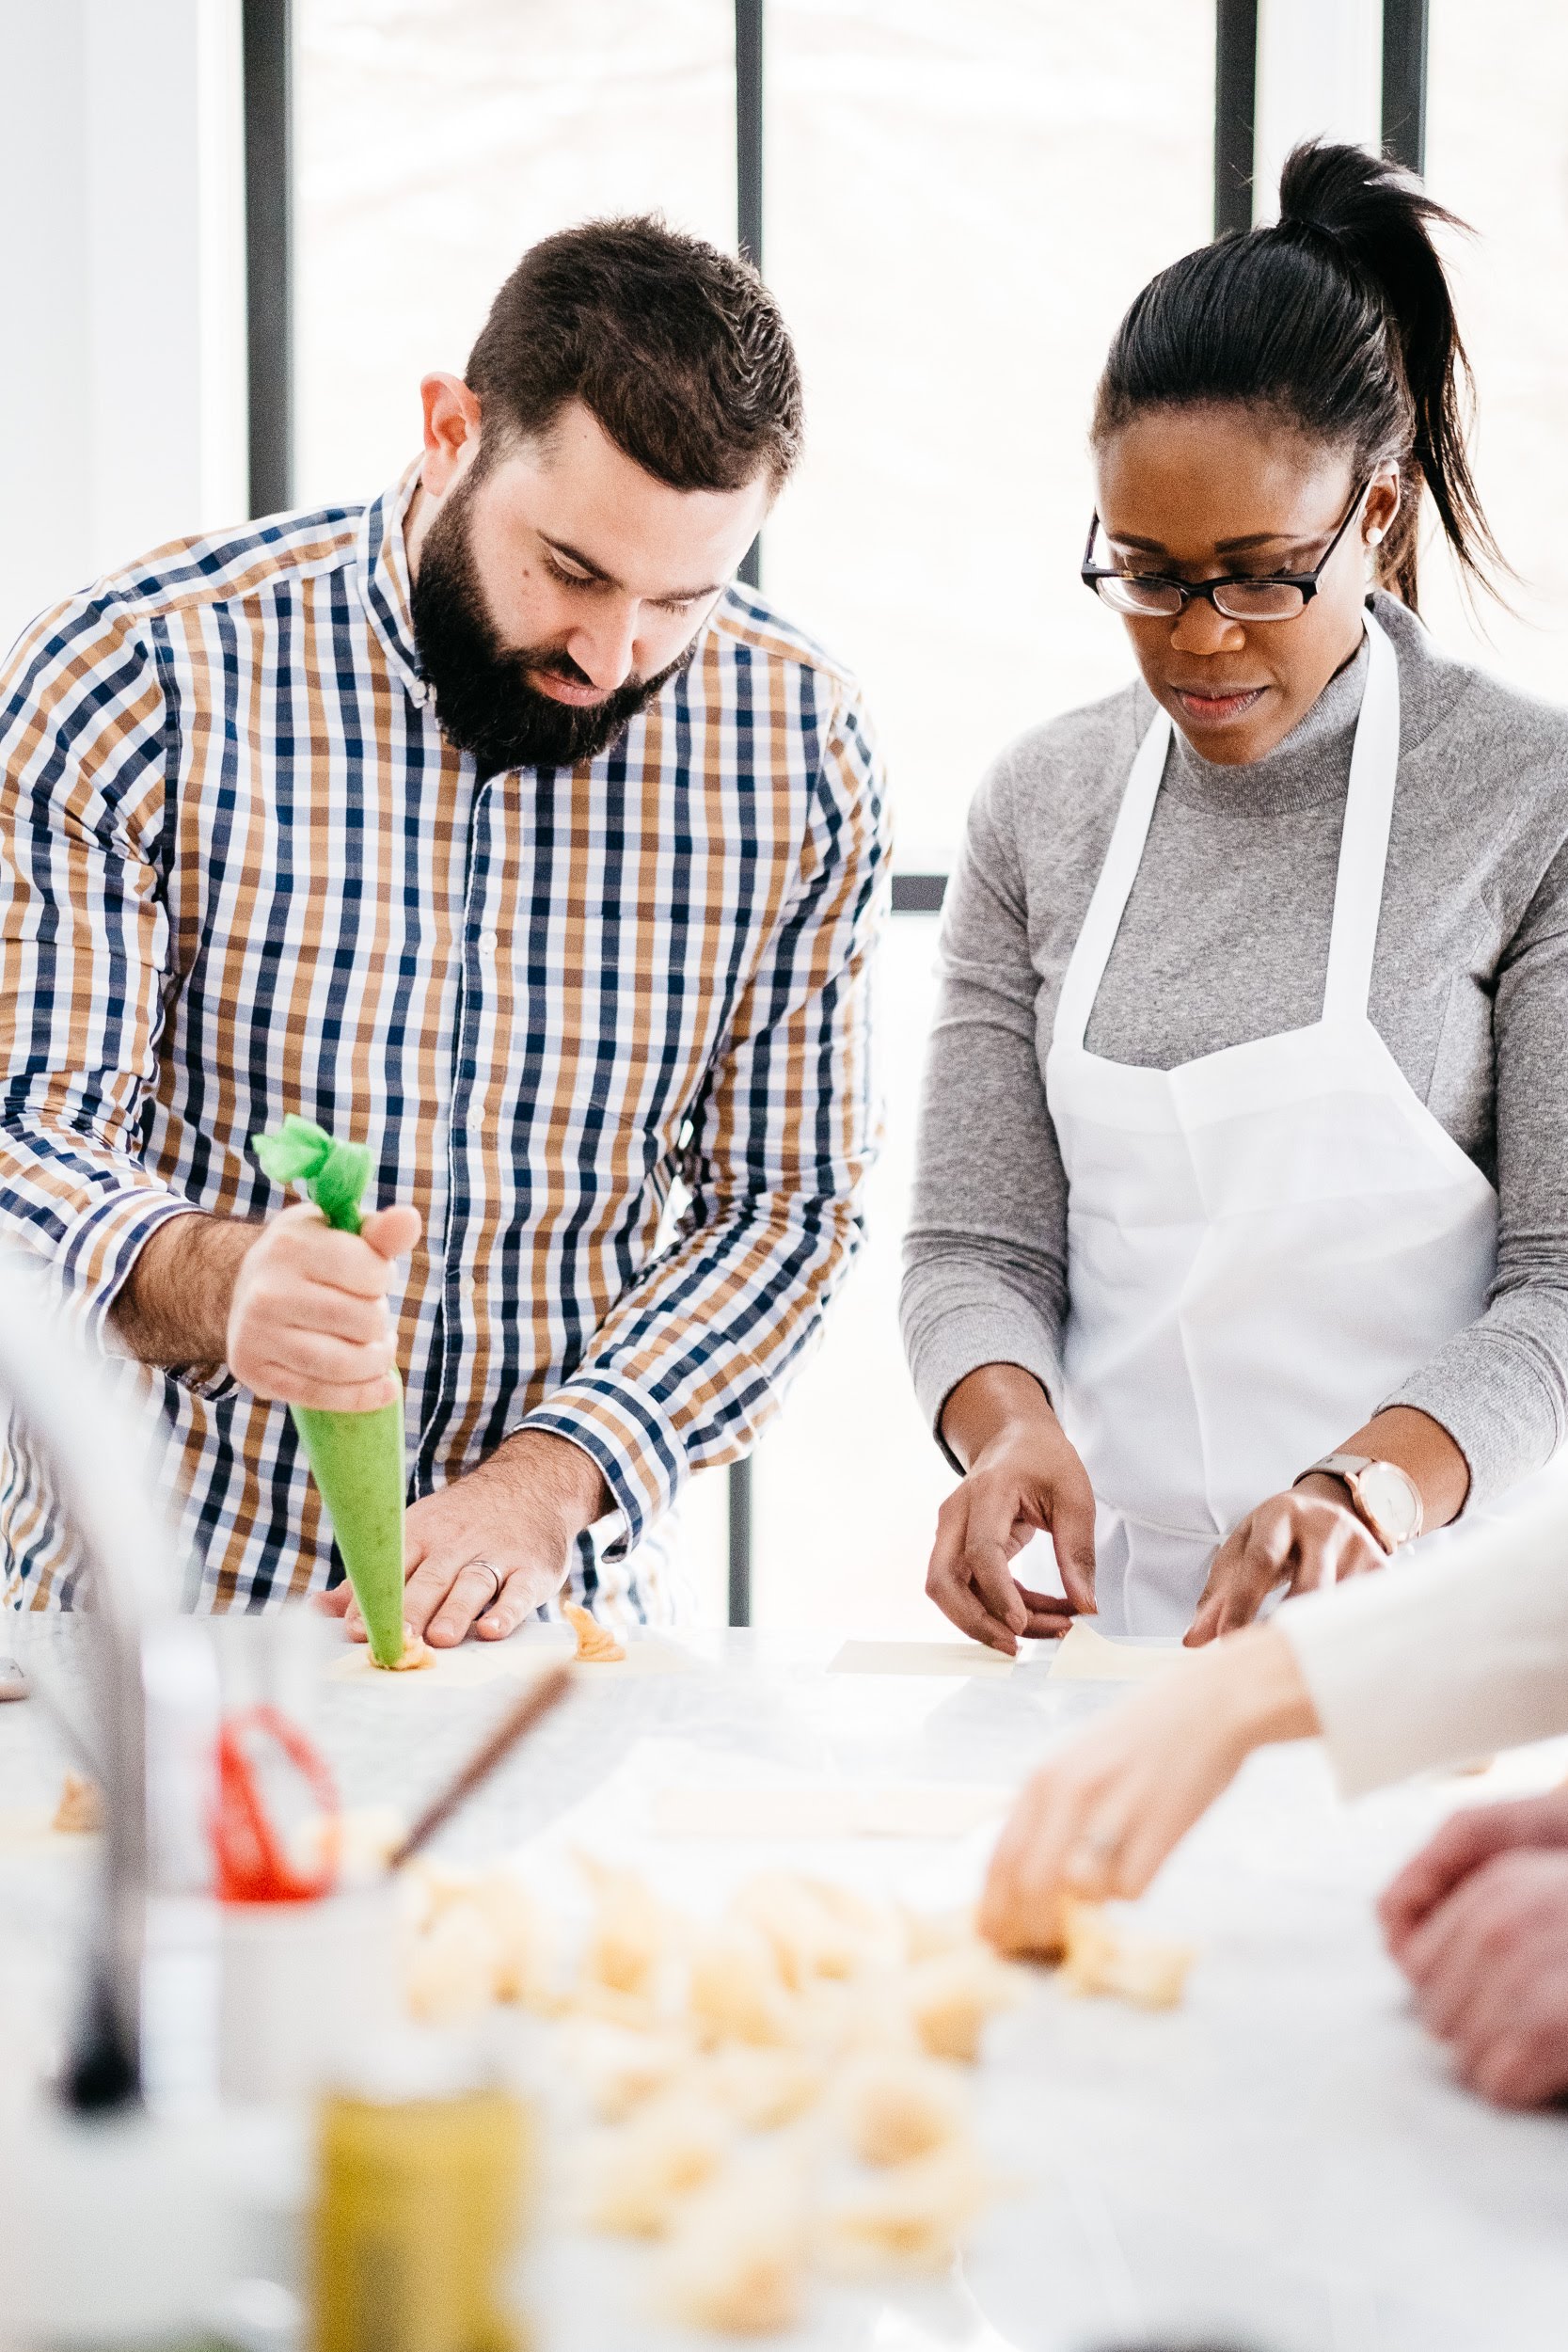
[0,469,887,1613]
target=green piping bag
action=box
[252,1115,408,1668]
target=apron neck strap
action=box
[1053,612,1400,1055]
[1053,707,1172,1052]
[1321,612,1400,1025]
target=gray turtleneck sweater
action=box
[901,593,1568,1505]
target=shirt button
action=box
[476,930,498,959]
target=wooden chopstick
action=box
[386,1661,573,1870]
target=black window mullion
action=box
[736,0,765,597]
[242,0,294,516]
[1381,0,1429,175]
[1213,0,1259,238]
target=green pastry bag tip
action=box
[252,1115,372,1235]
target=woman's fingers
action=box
[1045,1451,1099,1613]
[1188,1493,1348,1647]
[982,1652,1267,1957]
[981,1765,1098,1951]
[1017,1591,1079,1639]
[927,1482,1030,1649]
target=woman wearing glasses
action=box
[903,139,1568,1661]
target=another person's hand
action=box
[227,1200,421,1410]
[1394,1845,1568,2107]
[1379,1786,1568,1963]
[1184,1472,1384,1647]
[979,1623,1317,1953]
[317,1428,610,1647]
[927,1366,1097,1654]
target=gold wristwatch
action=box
[1295,1454,1423,1553]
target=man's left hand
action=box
[1399,1848,1568,2108]
[317,1429,610,1646]
[1184,1473,1384,1647]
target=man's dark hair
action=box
[465,215,803,495]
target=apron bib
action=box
[1041,616,1502,1633]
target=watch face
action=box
[1357,1461,1421,1546]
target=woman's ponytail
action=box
[1094,139,1506,612]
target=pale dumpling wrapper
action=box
[903,1946,1025,2063]
[574,2093,730,2236]
[652,2162,808,2335]
[836,2052,969,2168]
[566,2020,697,2123]
[404,1899,503,2025]
[733,1874,896,1988]
[578,1855,672,2000]
[898,1903,978,1964]
[700,2043,825,2132]
[688,1919,801,2048]
[816,2139,996,2276]
[467,1867,558,2009]
[565,1977,663,2034]
[1060,1899,1194,2010]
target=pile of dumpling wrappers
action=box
[402,1854,1193,2336]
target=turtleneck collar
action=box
[1163,628,1370,818]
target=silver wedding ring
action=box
[471,1559,502,1604]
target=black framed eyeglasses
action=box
[1081,479,1370,622]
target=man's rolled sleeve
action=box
[0,593,189,1341]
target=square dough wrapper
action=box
[1048,1623,1194,1683]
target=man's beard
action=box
[410,478,694,775]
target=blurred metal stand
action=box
[0,1255,219,2115]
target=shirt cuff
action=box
[1278,1484,1568,1799]
[513,1369,687,1560]
[55,1186,209,1344]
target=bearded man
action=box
[0,217,886,1644]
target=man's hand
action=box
[319,1428,610,1647]
[928,1365,1097,1655]
[978,1623,1316,1954]
[1395,1846,1568,2107]
[1380,1788,1568,1963]
[227,1201,421,1409]
[1184,1473,1384,1647]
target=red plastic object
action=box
[214,1703,341,1904]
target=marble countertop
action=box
[4,1614,1568,2352]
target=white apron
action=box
[1041,614,1502,1633]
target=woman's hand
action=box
[1183,1471,1382,1647]
[928,1365,1097,1654]
[1186,1407,1470,1647]
[978,1623,1318,1956]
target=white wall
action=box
[0,0,246,657]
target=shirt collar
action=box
[356,459,430,707]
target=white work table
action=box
[3,1616,1567,2352]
